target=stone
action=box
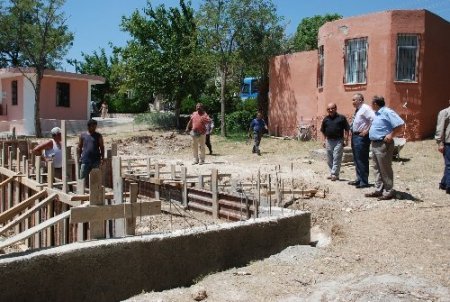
[191,287,207,301]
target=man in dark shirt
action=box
[320,103,350,181]
[249,112,268,155]
[77,119,105,179]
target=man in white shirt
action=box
[348,93,375,188]
[435,99,450,194]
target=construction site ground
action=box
[56,121,450,301]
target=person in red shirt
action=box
[186,103,211,165]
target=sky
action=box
[62,0,450,72]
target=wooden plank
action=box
[211,169,219,219]
[70,201,161,224]
[181,167,187,207]
[0,190,47,225]
[0,176,14,188]
[0,194,57,235]
[112,157,124,237]
[0,210,70,250]
[125,183,138,236]
[89,168,104,239]
[61,120,68,193]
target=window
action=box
[251,79,259,93]
[56,82,70,107]
[344,38,368,84]
[396,34,419,82]
[11,80,18,105]
[317,45,324,87]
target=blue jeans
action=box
[351,135,371,186]
[253,131,262,153]
[79,162,100,179]
[440,143,450,192]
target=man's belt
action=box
[353,131,361,135]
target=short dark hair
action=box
[87,119,98,127]
[372,95,385,107]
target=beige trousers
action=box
[372,140,395,196]
[192,134,206,162]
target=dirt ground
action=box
[44,123,450,301]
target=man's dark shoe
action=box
[439,183,446,190]
[348,180,359,186]
[356,184,370,189]
[446,189,450,195]
[378,195,394,200]
[365,191,382,198]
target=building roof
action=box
[0,67,105,85]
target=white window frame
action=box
[396,34,419,82]
[344,37,368,84]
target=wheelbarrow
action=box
[393,137,406,160]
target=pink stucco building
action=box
[0,68,104,135]
[269,10,450,140]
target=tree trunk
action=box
[220,67,227,137]
[175,98,181,129]
[34,72,43,137]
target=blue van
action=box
[240,77,259,101]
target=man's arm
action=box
[77,135,83,161]
[32,140,53,156]
[185,117,192,132]
[384,125,404,143]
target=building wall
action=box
[39,77,89,121]
[269,51,318,137]
[269,10,450,140]
[1,77,24,122]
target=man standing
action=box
[365,96,404,200]
[435,99,450,195]
[349,93,375,188]
[249,112,268,156]
[77,119,105,179]
[186,103,211,165]
[32,127,63,179]
[320,103,350,181]
[205,119,214,155]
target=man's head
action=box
[87,119,98,133]
[50,127,61,141]
[326,103,337,117]
[371,95,385,112]
[352,93,364,109]
[196,103,204,113]
[256,112,263,119]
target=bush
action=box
[134,112,177,129]
[225,110,255,133]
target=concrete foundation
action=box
[0,208,310,302]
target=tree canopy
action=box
[292,13,342,52]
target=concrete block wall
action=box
[0,209,310,302]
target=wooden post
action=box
[198,175,204,189]
[155,163,160,200]
[181,167,187,207]
[23,156,29,178]
[112,156,124,237]
[89,168,105,239]
[211,169,219,219]
[171,164,176,179]
[256,170,260,218]
[35,156,41,183]
[126,183,138,236]
[16,148,21,173]
[1,142,5,167]
[46,161,54,247]
[146,158,151,178]
[61,120,68,193]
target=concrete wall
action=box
[0,210,310,302]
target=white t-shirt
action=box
[352,103,375,133]
[44,139,62,168]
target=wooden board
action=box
[70,200,161,224]
[0,190,46,225]
[0,194,57,235]
[0,211,70,250]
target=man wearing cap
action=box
[32,127,63,179]
[77,119,105,179]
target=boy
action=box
[249,112,268,155]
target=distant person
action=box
[32,127,63,179]
[77,119,105,179]
[249,112,268,156]
[101,101,108,119]
[206,119,215,155]
[185,103,211,165]
[435,98,450,195]
[349,93,375,189]
[320,103,350,181]
[365,96,404,200]
[90,100,97,119]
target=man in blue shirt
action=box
[249,112,268,155]
[365,96,404,200]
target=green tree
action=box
[293,14,342,52]
[0,0,73,137]
[120,0,211,126]
[198,0,284,136]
